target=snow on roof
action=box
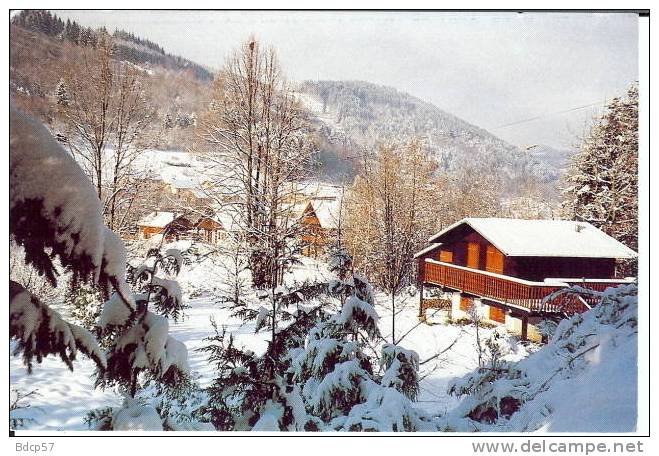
[303,182,344,200]
[428,218,637,259]
[309,199,342,230]
[137,211,176,228]
[413,243,442,259]
[215,211,239,232]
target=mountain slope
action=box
[299,80,562,188]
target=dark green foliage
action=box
[10,281,106,374]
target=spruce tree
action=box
[55,78,70,106]
[562,83,638,274]
[64,277,103,331]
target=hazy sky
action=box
[54,10,639,149]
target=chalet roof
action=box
[413,243,442,259]
[308,199,342,230]
[428,218,637,259]
[175,212,222,227]
[137,211,176,228]
[215,211,239,232]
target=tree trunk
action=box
[391,292,396,345]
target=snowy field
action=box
[9,243,534,431]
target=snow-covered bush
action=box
[91,246,191,429]
[447,284,638,432]
[10,389,40,430]
[9,107,195,432]
[86,379,213,431]
[198,243,435,431]
[97,246,189,399]
[64,278,104,331]
[10,106,134,373]
[380,344,420,400]
[198,293,326,432]
[288,249,431,431]
[10,280,106,374]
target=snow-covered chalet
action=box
[415,218,637,341]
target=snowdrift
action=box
[448,284,638,432]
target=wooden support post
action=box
[521,315,529,341]
[418,282,425,319]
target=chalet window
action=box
[467,242,480,269]
[489,305,506,323]
[485,245,504,274]
[439,250,453,263]
[459,296,473,312]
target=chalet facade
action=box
[416,218,637,341]
[299,199,341,257]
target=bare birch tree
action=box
[58,32,156,236]
[433,163,503,230]
[198,37,313,291]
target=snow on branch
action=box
[446,283,638,431]
[10,280,106,373]
[333,294,380,338]
[10,106,132,305]
[380,344,420,400]
[102,311,189,389]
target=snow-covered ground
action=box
[11,243,534,431]
[12,246,638,432]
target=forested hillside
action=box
[298,80,562,190]
[11,10,212,80]
[10,11,566,192]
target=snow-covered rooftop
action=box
[303,182,344,200]
[137,211,176,228]
[428,218,637,259]
[308,199,342,230]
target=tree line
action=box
[11,10,212,81]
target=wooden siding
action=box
[485,245,504,274]
[459,295,473,312]
[439,250,453,263]
[426,226,617,281]
[467,242,480,269]
[139,226,163,239]
[300,208,333,257]
[507,256,617,281]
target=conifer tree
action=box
[55,78,70,106]
[562,83,638,274]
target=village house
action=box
[171,213,225,244]
[164,176,212,210]
[298,198,342,257]
[415,218,637,342]
[137,211,176,240]
[137,210,224,244]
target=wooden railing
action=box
[423,259,633,315]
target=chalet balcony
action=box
[422,259,634,316]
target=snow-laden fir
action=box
[11,239,638,432]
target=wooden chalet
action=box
[137,211,224,244]
[299,199,341,257]
[137,211,176,239]
[416,218,637,341]
[172,213,224,244]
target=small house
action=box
[299,199,341,257]
[416,218,637,341]
[137,211,224,244]
[137,211,176,240]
